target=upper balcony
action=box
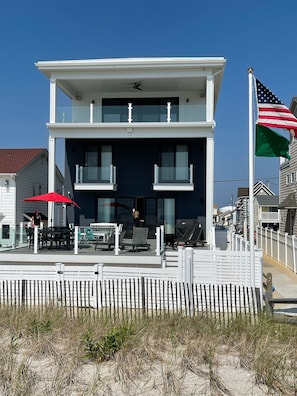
[74,165,117,191]
[38,57,226,139]
[258,211,281,224]
[153,164,194,191]
[56,101,206,124]
[37,57,226,137]
[74,164,194,191]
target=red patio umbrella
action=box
[24,192,80,227]
[23,192,80,208]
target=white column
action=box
[166,102,171,123]
[128,103,133,123]
[89,102,94,123]
[155,227,160,256]
[49,78,56,123]
[33,226,39,254]
[48,78,57,227]
[48,136,56,226]
[114,225,120,256]
[206,74,214,122]
[74,225,79,254]
[205,136,214,244]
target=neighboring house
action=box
[236,181,280,234]
[35,57,226,243]
[0,149,63,247]
[213,204,219,224]
[278,97,297,235]
[217,206,236,227]
[254,195,280,230]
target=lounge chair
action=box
[121,227,150,252]
[94,230,126,251]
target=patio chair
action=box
[78,226,95,247]
[85,227,95,242]
[94,230,126,251]
[122,227,150,252]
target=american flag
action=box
[255,78,297,134]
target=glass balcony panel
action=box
[159,166,190,182]
[82,167,111,183]
[56,103,206,123]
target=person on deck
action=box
[32,210,41,227]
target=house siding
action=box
[36,57,226,242]
[0,179,16,227]
[17,153,49,223]
[66,138,206,234]
[279,139,297,235]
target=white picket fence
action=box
[256,227,297,274]
[0,247,262,286]
[0,246,263,316]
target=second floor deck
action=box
[56,101,207,124]
[74,164,194,191]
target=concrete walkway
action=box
[263,254,297,315]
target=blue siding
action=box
[66,138,206,233]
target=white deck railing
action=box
[256,227,297,274]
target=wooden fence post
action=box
[177,244,184,282]
[141,277,146,316]
[277,229,280,263]
[185,247,194,315]
[21,279,27,304]
[285,233,288,269]
[56,263,64,302]
[292,235,296,274]
[264,272,273,315]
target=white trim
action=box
[206,137,214,244]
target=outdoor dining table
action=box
[41,227,73,250]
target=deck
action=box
[0,239,168,266]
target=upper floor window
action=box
[84,144,112,182]
[102,97,179,122]
[286,171,297,185]
[159,144,189,181]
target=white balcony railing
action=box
[259,212,280,223]
[153,164,194,191]
[75,165,116,190]
[56,103,206,124]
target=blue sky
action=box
[1,0,296,207]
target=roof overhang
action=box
[279,192,297,209]
[35,57,226,109]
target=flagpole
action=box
[248,67,255,287]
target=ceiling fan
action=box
[133,82,142,91]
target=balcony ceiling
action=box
[57,76,207,97]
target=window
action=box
[2,225,9,239]
[84,144,112,182]
[286,174,292,185]
[102,98,179,122]
[160,144,189,181]
[97,197,175,235]
[164,198,175,234]
[97,198,134,224]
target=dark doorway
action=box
[135,197,145,221]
